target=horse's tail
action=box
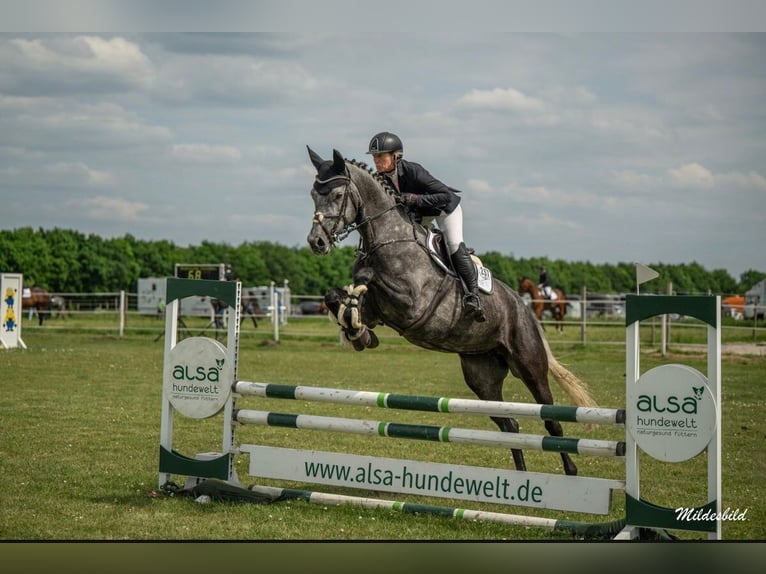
[536,321,597,408]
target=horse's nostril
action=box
[307,233,326,253]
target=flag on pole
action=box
[634,262,659,291]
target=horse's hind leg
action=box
[555,304,565,333]
[459,353,527,472]
[510,353,578,476]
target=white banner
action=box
[241,445,624,514]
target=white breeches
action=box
[426,204,464,255]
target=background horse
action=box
[518,277,567,333]
[306,148,595,476]
[240,293,261,328]
[21,286,52,326]
[50,295,67,319]
[210,297,229,340]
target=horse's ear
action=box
[332,149,345,173]
[307,146,324,171]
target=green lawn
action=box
[1,316,763,540]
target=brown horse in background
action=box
[22,286,52,326]
[518,277,567,333]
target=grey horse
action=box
[306,147,596,476]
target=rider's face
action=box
[372,152,395,174]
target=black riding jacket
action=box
[384,159,461,217]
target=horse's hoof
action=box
[350,337,367,351]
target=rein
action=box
[356,219,421,263]
[335,202,400,245]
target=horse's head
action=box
[518,277,533,293]
[306,147,359,255]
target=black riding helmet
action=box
[367,132,403,155]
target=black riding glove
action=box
[400,193,421,207]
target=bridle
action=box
[311,165,402,249]
[311,168,356,246]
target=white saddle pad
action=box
[426,231,494,294]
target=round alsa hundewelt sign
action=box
[627,364,717,463]
[163,336,232,419]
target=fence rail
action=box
[20,291,766,348]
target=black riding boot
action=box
[450,242,486,322]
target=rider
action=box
[366,131,485,322]
[538,266,552,300]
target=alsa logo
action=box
[636,385,705,414]
[172,358,224,382]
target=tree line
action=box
[1,227,763,297]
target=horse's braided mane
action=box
[346,158,396,197]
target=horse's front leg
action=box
[324,283,379,352]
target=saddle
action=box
[425,229,493,294]
[540,287,558,302]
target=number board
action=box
[174,263,225,281]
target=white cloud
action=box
[614,170,656,187]
[667,162,766,190]
[3,36,154,91]
[156,53,319,104]
[466,179,492,193]
[614,163,766,196]
[458,87,545,112]
[540,85,597,107]
[587,107,665,139]
[717,170,766,190]
[277,164,316,180]
[73,196,149,220]
[0,161,114,188]
[0,145,45,160]
[668,162,715,188]
[0,96,172,152]
[46,162,114,186]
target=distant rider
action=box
[538,266,552,300]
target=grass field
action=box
[1,315,764,541]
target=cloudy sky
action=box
[1,30,765,279]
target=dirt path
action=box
[721,343,766,356]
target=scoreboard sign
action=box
[174,264,226,281]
